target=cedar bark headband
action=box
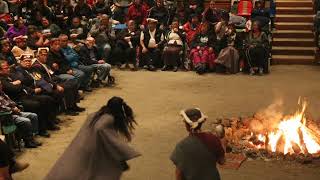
[180,108,208,130]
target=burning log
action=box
[218,98,320,163]
[298,128,309,154]
[292,142,302,154]
[296,154,313,164]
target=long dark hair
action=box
[90,96,137,141]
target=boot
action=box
[70,105,86,112]
[39,131,50,138]
[24,139,37,148]
[48,125,60,131]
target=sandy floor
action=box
[13,65,320,180]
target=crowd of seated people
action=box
[0,0,274,168]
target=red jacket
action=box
[183,22,200,45]
[127,4,148,25]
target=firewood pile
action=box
[211,114,320,164]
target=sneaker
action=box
[120,64,127,69]
[161,65,168,71]
[12,161,29,173]
[173,66,178,72]
[258,68,264,75]
[249,68,255,75]
[128,64,136,71]
[148,65,156,71]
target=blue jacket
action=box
[60,46,80,68]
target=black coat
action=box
[47,50,72,75]
[78,45,100,66]
[116,29,140,49]
[0,69,38,101]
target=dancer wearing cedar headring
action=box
[170,108,226,180]
[45,97,141,180]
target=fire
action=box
[249,99,320,155]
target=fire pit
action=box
[212,98,320,164]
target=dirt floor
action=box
[13,65,320,180]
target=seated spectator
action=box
[183,14,201,46]
[215,15,229,54]
[215,23,240,74]
[59,34,94,92]
[89,14,116,64]
[185,0,203,19]
[162,19,185,72]
[251,0,270,29]
[0,139,29,179]
[61,0,75,20]
[47,38,82,90]
[143,0,154,8]
[112,0,133,23]
[6,19,27,43]
[79,37,113,86]
[202,0,221,26]
[0,82,41,148]
[68,16,89,41]
[0,60,52,137]
[74,0,93,19]
[0,0,11,24]
[33,0,54,21]
[175,5,187,25]
[113,20,140,70]
[127,0,148,28]
[15,54,60,130]
[33,48,85,115]
[148,0,170,29]
[38,16,62,39]
[189,23,216,74]
[11,35,34,61]
[0,38,17,66]
[140,18,165,71]
[27,25,50,50]
[29,10,44,27]
[245,21,268,75]
[51,1,69,30]
[229,12,247,29]
[92,0,112,16]
[170,108,225,180]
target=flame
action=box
[250,99,320,155]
